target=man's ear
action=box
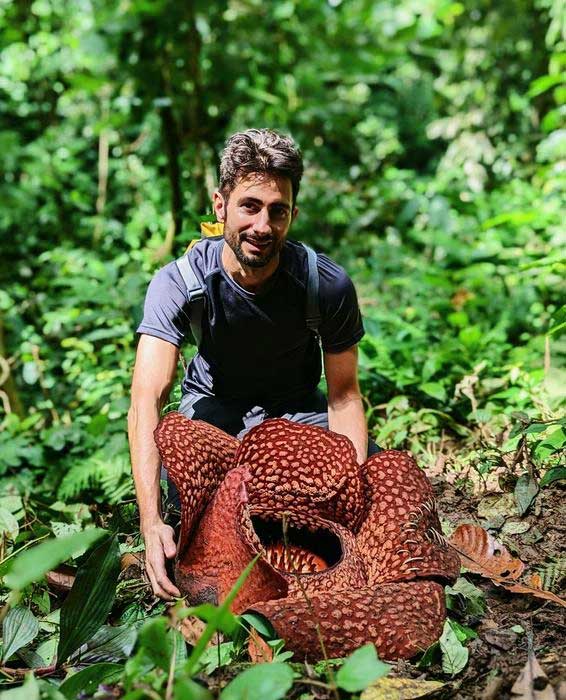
[213,190,226,222]
[292,206,299,221]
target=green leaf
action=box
[514,474,539,516]
[439,620,468,675]
[57,535,121,664]
[336,643,391,692]
[445,577,486,617]
[0,672,40,699]
[0,507,19,540]
[4,529,105,591]
[59,662,123,699]
[458,325,482,349]
[71,624,138,663]
[174,678,213,700]
[540,466,566,487]
[220,662,294,700]
[1,606,40,662]
[448,619,477,642]
[137,617,171,672]
[420,382,447,401]
[240,612,276,638]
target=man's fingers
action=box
[147,554,181,598]
[145,564,173,600]
[160,528,177,559]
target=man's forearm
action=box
[327,394,368,464]
[128,399,163,530]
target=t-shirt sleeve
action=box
[317,255,365,353]
[136,262,190,347]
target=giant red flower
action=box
[155,413,460,660]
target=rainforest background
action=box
[0,0,564,698]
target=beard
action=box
[224,228,283,269]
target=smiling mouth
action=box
[242,237,273,253]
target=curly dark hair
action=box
[218,129,304,204]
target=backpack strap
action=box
[175,252,206,347]
[302,243,321,336]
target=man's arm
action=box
[324,345,367,464]
[128,334,181,599]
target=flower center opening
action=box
[251,516,342,574]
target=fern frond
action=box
[58,438,133,504]
[535,558,566,591]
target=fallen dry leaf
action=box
[449,525,566,607]
[361,678,444,700]
[511,651,556,699]
[120,552,144,570]
[45,566,76,592]
[247,627,274,664]
[178,615,208,646]
[449,524,526,580]
[497,581,566,608]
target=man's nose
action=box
[253,208,272,235]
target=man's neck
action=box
[221,243,280,293]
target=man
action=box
[128,128,375,600]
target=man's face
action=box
[214,174,297,269]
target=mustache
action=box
[240,233,274,244]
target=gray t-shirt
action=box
[137,237,364,404]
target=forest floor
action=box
[410,472,566,700]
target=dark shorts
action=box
[162,389,380,515]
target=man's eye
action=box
[242,203,258,212]
[272,208,288,218]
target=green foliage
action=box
[3,529,105,593]
[56,535,121,664]
[58,663,123,700]
[445,577,487,618]
[220,663,295,700]
[439,620,469,676]
[335,643,391,692]
[1,607,40,663]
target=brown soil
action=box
[412,477,566,700]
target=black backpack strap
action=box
[175,252,206,347]
[302,243,321,335]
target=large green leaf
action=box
[71,624,138,664]
[439,620,469,675]
[3,529,105,591]
[137,617,172,673]
[0,672,41,699]
[173,678,213,700]
[56,535,121,664]
[220,662,294,700]
[1,606,40,662]
[336,643,391,692]
[58,663,123,699]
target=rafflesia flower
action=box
[155,413,460,660]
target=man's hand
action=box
[143,520,181,600]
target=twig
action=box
[299,678,334,689]
[0,664,57,679]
